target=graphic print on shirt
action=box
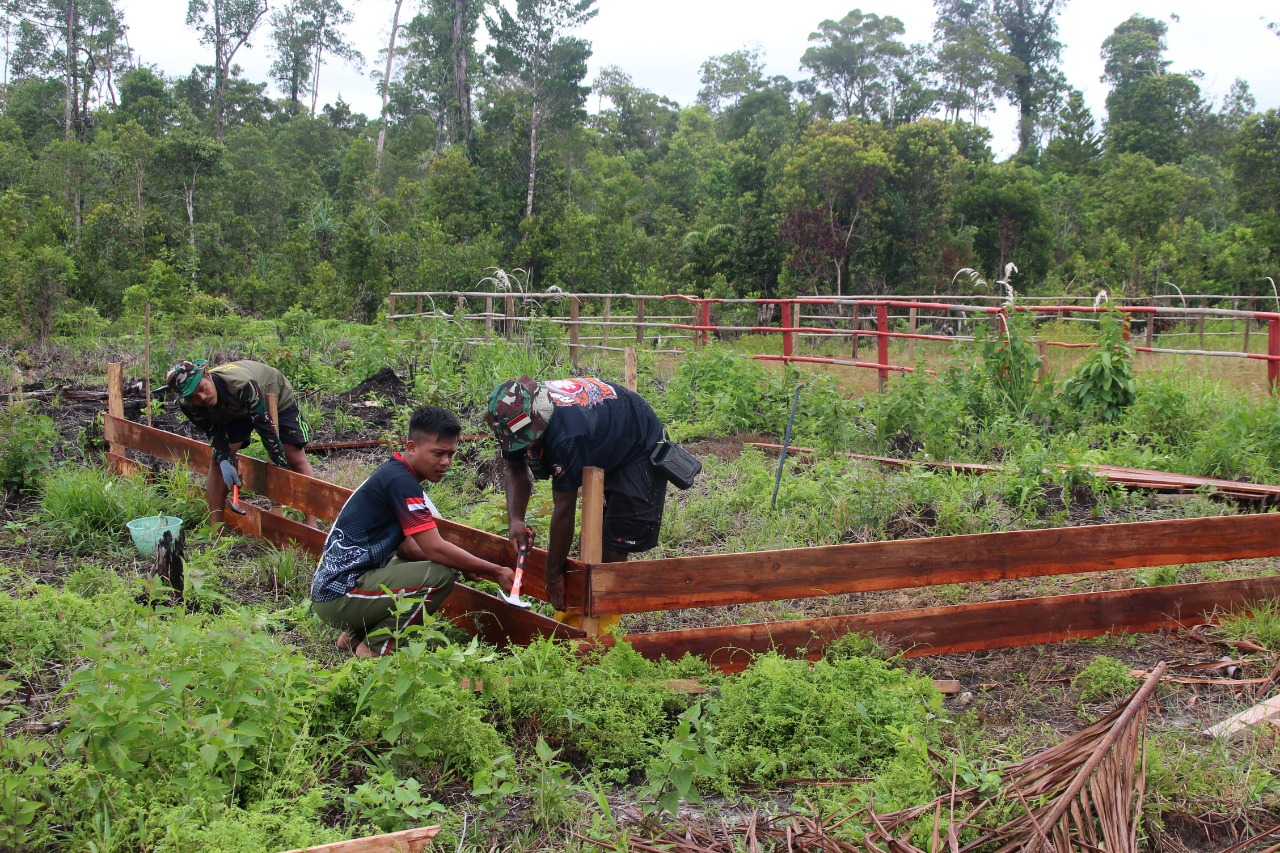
[314,528,371,597]
[543,378,616,408]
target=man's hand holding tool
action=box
[221,458,247,515]
[500,525,533,609]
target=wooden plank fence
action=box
[105,365,1280,667]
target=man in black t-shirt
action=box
[311,406,515,657]
[485,377,666,621]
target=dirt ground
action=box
[8,366,1280,851]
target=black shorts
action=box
[601,458,667,553]
[222,406,311,449]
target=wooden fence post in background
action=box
[602,297,611,348]
[570,296,581,371]
[1198,314,1206,349]
[485,296,494,333]
[578,466,604,637]
[624,347,637,391]
[699,300,712,347]
[107,362,124,464]
[907,306,917,363]
[504,294,515,338]
[851,305,860,359]
[1145,297,1155,348]
[387,295,396,331]
[635,299,645,347]
[876,303,890,391]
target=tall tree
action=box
[485,0,597,220]
[185,0,269,141]
[696,46,766,114]
[991,0,1067,154]
[269,0,362,115]
[931,0,1015,124]
[1042,90,1100,175]
[1099,15,1168,87]
[374,0,407,174]
[800,10,908,122]
[395,0,480,150]
[1100,16,1200,164]
[4,0,130,138]
[777,120,891,296]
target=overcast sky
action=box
[119,0,1279,159]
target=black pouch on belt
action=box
[650,433,702,489]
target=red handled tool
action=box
[502,526,533,608]
[227,483,247,515]
[511,526,533,598]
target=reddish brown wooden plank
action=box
[588,513,1280,616]
[104,415,587,607]
[603,576,1280,671]
[438,584,586,646]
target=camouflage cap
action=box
[165,359,208,399]
[486,377,552,451]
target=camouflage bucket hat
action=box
[486,377,551,451]
[165,359,208,399]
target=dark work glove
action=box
[219,459,242,490]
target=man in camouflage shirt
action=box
[166,359,318,528]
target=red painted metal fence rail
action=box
[389,292,1280,391]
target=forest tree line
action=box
[0,0,1278,343]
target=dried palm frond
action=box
[577,664,1166,853]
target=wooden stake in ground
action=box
[144,302,152,427]
[107,362,124,463]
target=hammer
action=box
[500,526,533,609]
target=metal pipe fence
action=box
[388,291,1280,391]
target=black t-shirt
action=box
[503,379,663,492]
[310,453,439,602]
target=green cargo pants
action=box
[312,557,456,656]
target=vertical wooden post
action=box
[624,347,638,391]
[1244,312,1251,353]
[1269,319,1279,393]
[1036,339,1049,380]
[699,300,711,347]
[143,302,152,427]
[388,294,396,332]
[851,305,860,358]
[107,362,124,462]
[485,296,494,333]
[504,294,515,338]
[781,302,794,358]
[266,393,283,517]
[635,299,645,346]
[578,466,604,637]
[1145,298,1155,348]
[416,295,423,317]
[907,306,917,362]
[569,296,580,371]
[602,297,611,348]
[876,303,890,391]
[1197,314,1205,349]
